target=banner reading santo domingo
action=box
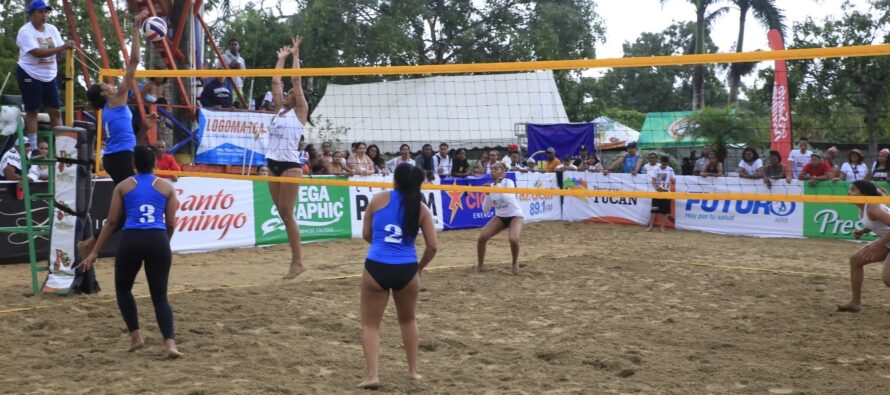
[195,108,273,166]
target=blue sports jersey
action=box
[102,103,135,155]
[123,174,168,231]
[366,190,419,264]
[623,152,641,173]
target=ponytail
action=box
[393,163,424,240]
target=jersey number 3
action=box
[384,224,403,244]
[139,204,156,223]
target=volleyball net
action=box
[93,44,890,205]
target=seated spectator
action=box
[799,153,831,185]
[572,145,590,167]
[257,165,271,176]
[434,143,452,175]
[763,150,785,189]
[839,148,868,181]
[373,156,390,176]
[154,140,181,181]
[140,77,168,104]
[415,144,436,173]
[543,148,561,172]
[1,136,39,182]
[508,152,527,172]
[556,155,577,172]
[387,144,415,172]
[320,141,334,163]
[738,148,763,179]
[823,147,840,179]
[199,74,233,108]
[526,158,539,172]
[681,157,694,175]
[304,144,331,175]
[330,151,352,175]
[471,163,485,176]
[502,144,519,168]
[640,152,658,175]
[699,152,723,177]
[347,142,374,176]
[484,150,501,174]
[366,144,382,167]
[451,148,470,177]
[33,139,50,180]
[869,148,889,182]
[578,153,604,172]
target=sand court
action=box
[1,221,889,394]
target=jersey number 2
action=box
[384,224,403,244]
[139,204,156,223]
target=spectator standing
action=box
[387,144,415,172]
[681,157,694,175]
[640,152,659,175]
[214,38,246,91]
[508,152,526,172]
[700,152,723,177]
[366,144,382,165]
[33,139,50,180]
[140,77,168,104]
[320,141,334,163]
[607,142,642,176]
[799,154,831,186]
[694,146,712,176]
[154,140,181,181]
[17,0,73,144]
[572,145,590,167]
[543,148,561,172]
[484,150,500,174]
[556,155,576,172]
[763,150,786,189]
[330,151,352,175]
[199,74,233,108]
[823,147,841,180]
[869,149,889,182]
[257,165,270,176]
[839,149,868,182]
[578,153,604,172]
[434,143,452,175]
[787,137,814,180]
[738,148,763,179]
[647,155,674,232]
[415,144,436,173]
[348,142,374,176]
[451,148,470,177]
[501,144,519,168]
[305,144,332,175]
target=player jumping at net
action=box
[79,10,158,258]
[264,36,309,279]
[359,164,437,389]
[476,161,524,274]
[78,145,182,358]
[837,180,890,313]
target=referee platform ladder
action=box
[0,125,86,295]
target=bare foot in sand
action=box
[645,226,653,232]
[357,377,380,389]
[282,262,306,280]
[836,302,861,313]
[165,339,183,359]
[127,332,144,352]
[512,264,519,275]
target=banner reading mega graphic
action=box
[562,172,653,225]
[195,108,273,166]
[514,172,561,223]
[803,181,890,240]
[254,176,352,244]
[349,175,444,238]
[675,177,803,238]
[170,177,256,252]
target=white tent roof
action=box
[592,116,641,150]
[304,71,569,153]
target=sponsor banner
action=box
[171,177,256,252]
[195,108,273,166]
[349,175,443,238]
[768,28,793,165]
[254,176,352,244]
[675,177,803,238]
[44,135,80,292]
[514,172,561,223]
[440,175,496,230]
[562,172,653,225]
[803,181,890,240]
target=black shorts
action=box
[365,259,418,291]
[498,216,520,229]
[267,159,301,176]
[17,65,60,112]
[651,198,671,214]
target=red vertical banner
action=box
[768,28,792,164]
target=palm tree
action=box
[727,0,786,106]
[683,107,767,162]
[659,0,731,110]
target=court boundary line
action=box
[0,256,866,316]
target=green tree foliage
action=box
[726,0,785,106]
[684,106,768,161]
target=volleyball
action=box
[141,16,167,42]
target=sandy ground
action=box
[2,221,890,394]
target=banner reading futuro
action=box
[675,177,803,238]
